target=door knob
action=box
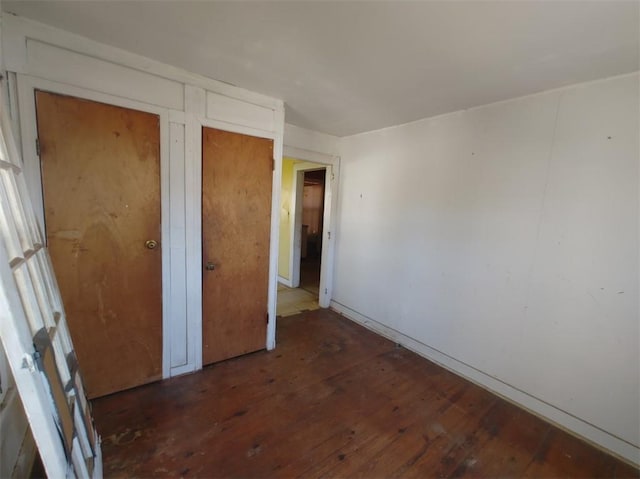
[205,262,216,271]
[145,240,158,250]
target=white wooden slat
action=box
[0,160,17,172]
[74,378,90,426]
[33,331,75,461]
[11,262,45,335]
[168,122,187,369]
[0,341,12,405]
[0,169,35,255]
[73,402,92,460]
[48,328,72,386]
[30,251,74,366]
[71,436,90,478]
[158,108,172,380]
[35,249,64,319]
[52,315,73,364]
[14,171,43,247]
[21,263,79,450]
[16,74,46,232]
[91,441,102,479]
[26,255,56,328]
[184,85,206,374]
[0,95,23,169]
[266,106,285,350]
[0,236,69,478]
[6,74,22,161]
[0,123,12,165]
[0,179,24,266]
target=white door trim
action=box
[15,74,175,379]
[284,147,340,309]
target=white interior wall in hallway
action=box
[332,73,639,465]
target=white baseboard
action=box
[330,300,640,467]
[278,275,293,288]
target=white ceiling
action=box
[3,1,638,137]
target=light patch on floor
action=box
[277,283,319,317]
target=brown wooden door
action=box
[36,91,163,398]
[202,127,273,365]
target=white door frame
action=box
[283,146,339,308]
[15,74,174,379]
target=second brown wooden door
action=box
[202,127,273,365]
[36,91,163,398]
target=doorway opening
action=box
[276,158,333,317]
[299,169,326,295]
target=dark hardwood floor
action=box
[92,309,639,478]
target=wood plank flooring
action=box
[92,309,639,478]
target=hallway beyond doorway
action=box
[276,283,319,317]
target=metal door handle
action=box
[145,240,158,250]
[205,262,216,271]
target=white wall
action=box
[284,123,341,158]
[332,73,639,464]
